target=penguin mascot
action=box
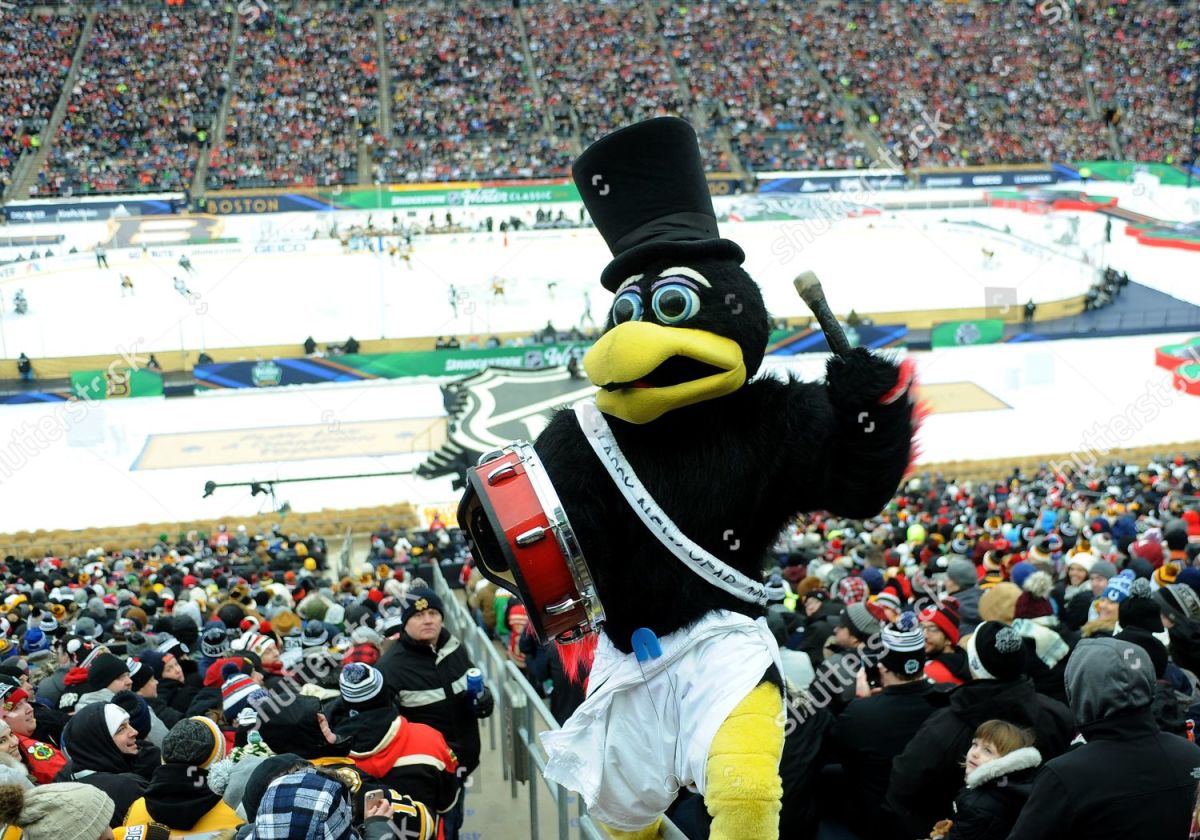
[458,117,917,839]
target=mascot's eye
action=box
[612,290,644,324]
[651,283,701,324]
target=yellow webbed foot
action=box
[704,681,785,840]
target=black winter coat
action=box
[831,680,946,837]
[886,677,1074,838]
[378,628,482,772]
[1006,708,1200,840]
[942,746,1040,840]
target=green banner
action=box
[348,343,586,377]
[1071,160,1195,186]
[70,368,163,400]
[930,319,1005,348]
[328,182,581,211]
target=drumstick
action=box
[794,271,851,358]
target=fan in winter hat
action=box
[837,576,868,606]
[838,602,882,644]
[20,629,50,656]
[1119,578,1164,634]
[1012,572,1055,621]
[0,782,115,840]
[338,663,388,710]
[945,556,978,590]
[380,613,406,638]
[301,620,329,649]
[221,662,267,722]
[87,652,131,692]
[919,596,962,646]
[1156,582,1200,625]
[966,621,1026,681]
[162,716,226,769]
[1102,569,1136,604]
[156,635,188,658]
[34,614,60,637]
[201,625,232,660]
[73,616,101,641]
[879,612,926,678]
[1153,561,1181,591]
[128,658,155,693]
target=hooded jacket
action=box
[327,700,460,814]
[55,703,148,826]
[123,764,244,835]
[886,676,1074,837]
[1006,638,1200,840]
[943,746,1040,840]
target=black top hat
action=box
[572,117,744,292]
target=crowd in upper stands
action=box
[3,0,1195,198]
[206,8,378,190]
[0,12,82,198]
[36,8,230,196]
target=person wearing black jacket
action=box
[54,702,152,826]
[938,722,1040,840]
[1007,638,1200,839]
[829,612,947,838]
[886,623,1074,838]
[377,589,492,840]
[134,649,195,726]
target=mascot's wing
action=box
[772,347,919,519]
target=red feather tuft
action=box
[554,633,598,686]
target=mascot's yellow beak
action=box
[584,321,746,424]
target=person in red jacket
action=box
[0,682,65,784]
[327,663,460,826]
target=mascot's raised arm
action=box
[458,117,917,839]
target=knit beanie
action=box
[836,576,868,607]
[0,782,114,840]
[979,582,1021,624]
[967,622,1025,681]
[20,629,49,655]
[162,716,226,768]
[111,690,152,740]
[301,620,329,649]
[861,567,885,594]
[919,596,962,645]
[339,663,387,709]
[1090,559,1118,581]
[1013,572,1055,621]
[128,658,154,692]
[137,649,167,680]
[879,612,926,677]
[221,663,267,722]
[1119,578,1164,634]
[87,653,129,692]
[1008,562,1036,591]
[839,602,882,644]
[1156,583,1200,625]
[945,556,978,590]
[201,626,232,660]
[400,589,444,628]
[1102,569,1136,603]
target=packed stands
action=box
[1081,1,1200,165]
[207,7,378,189]
[657,1,867,171]
[525,0,687,141]
[8,0,1198,195]
[0,11,83,198]
[36,8,230,196]
[376,3,569,182]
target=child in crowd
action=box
[929,720,1042,840]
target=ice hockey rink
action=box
[0,182,1196,531]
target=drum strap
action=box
[573,400,767,606]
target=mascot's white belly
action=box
[541,610,783,831]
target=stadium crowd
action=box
[0,12,83,198]
[206,8,379,189]
[0,453,1198,838]
[8,0,1196,197]
[36,8,230,197]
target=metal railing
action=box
[428,563,689,840]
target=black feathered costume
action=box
[473,118,916,839]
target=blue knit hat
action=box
[21,628,50,654]
[1102,569,1136,604]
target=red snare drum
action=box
[457,442,604,645]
